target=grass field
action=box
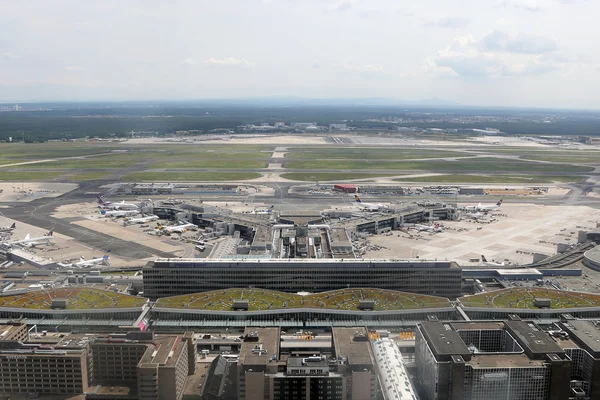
[0,171,66,181]
[459,288,600,309]
[481,148,600,157]
[20,158,139,169]
[284,157,595,173]
[156,288,450,311]
[0,143,273,160]
[0,143,125,160]
[0,288,147,309]
[522,155,600,163]
[394,174,585,184]
[121,171,262,181]
[282,172,401,181]
[151,159,268,169]
[285,148,469,160]
[69,171,115,181]
[127,149,272,160]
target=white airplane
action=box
[4,230,54,248]
[465,199,503,212]
[97,195,139,210]
[0,223,16,233]
[413,223,443,233]
[101,209,139,218]
[59,251,111,268]
[354,195,390,212]
[123,215,159,226]
[157,222,196,234]
[480,255,505,267]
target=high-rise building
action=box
[0,324,89,396]
[415,319,572,400]
[0,326,198,400]
[557,317,600,400]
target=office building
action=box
[143,259,462,299]
[88,331,196,400]
[235,327,377,400]
[0,325,198,400]
[415,319,571,400]
[556,317,600,400]
[0,326,89,396]
[0,322,28,342]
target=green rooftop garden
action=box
[0,288,147,309]
[156,288,451,311]
[459,288,600,309]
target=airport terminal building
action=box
[143,258,463,299]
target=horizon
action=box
[1,97,600,112]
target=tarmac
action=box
[363,203,600,265]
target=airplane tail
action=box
[46,230,53,237]
[24,234,30,241]
[96,195,107,205]
[101,209,107,215]
[10,223,15,229]
[103,250,110,260]
[497,199,503,206]
[355,195,362,203]
[481,255,488,262]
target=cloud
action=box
[426,35,562,77]
[2,52,19,59]
[499,0,546,12]
[312,61,321,69]
[328,0,355,12]
[425,17,470,29]
[204,57,253,66]
[341,64,384,73]
[480,30,558,54]
[182,58,197,65]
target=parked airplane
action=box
[157,222,196,234]
[354,195,390,212]
[123,215,159,226]
[97,195,139,210]
[480,255,505,267]
[465,200,503,212]
[101,209,139,218]
[4,230,54,248]
[58,251,110,268]
[0,223,16,233]
[74,251,110,267]
[413,223,443,233]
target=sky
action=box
[0,0,598,108]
